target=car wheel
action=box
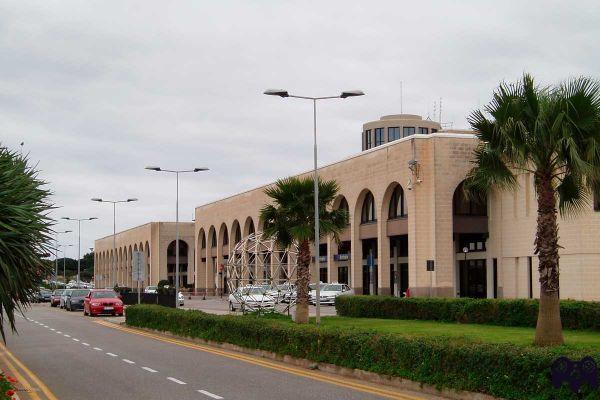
[229,302,235,311]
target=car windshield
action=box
[309,283,326,290]
[276,284,294,291]
[242,287,266,295]
[91,291,118,299]
[63,290,72,296]
[147,286,157,290]
[53,290,64,295]
[71,290,90,296]
[323,284,343,292]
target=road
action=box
[3,303,441,400]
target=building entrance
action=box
[459,259,487,298]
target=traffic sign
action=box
[132,251,146,281]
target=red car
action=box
[83,290,124,317]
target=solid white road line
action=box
[93,347,103,351]
[197,390,224,399]
[82,343,90,346]
[167,377,186,385]
[141,367,157,373]
[106,353,118,357]
[122,359,135,364]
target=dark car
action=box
[65,289,90,311]
[50,289,64,307]
[38,289,52,302]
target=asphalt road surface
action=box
[5,303,440,400]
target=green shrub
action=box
[335,296,600,331]
[126,304,599,400]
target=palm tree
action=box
[465,74,600,346]
[260,177,348,324]
[0,146,53,341]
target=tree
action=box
[0,146,53,340]
[465,74,600,346]
[260,177,348,324]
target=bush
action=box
[335,296,600,331]
[126,305,599,400]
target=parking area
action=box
[182,296,338,317]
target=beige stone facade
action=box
[94,222,195,289]
[192,114,600,300]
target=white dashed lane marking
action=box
[197,390,224,399]
[64,334,71,338]
[106,353,118,357]
[93,347,103,351]
[82,343,90,346]
[167,377,186,385]
[72,338,80,342]
[122,359,135,364]
[50,328,55,331]
[142,367,157,373]
[56,331,62,334]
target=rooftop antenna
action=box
[400,81,403,114]
[439,97,442,124]
[433,101,437,122]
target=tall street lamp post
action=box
[145,166,209,308]
[62,217,98,288]
[264,88,364,325]
[57,244,73,285]
[54,230,72,286]
[91,198,138,288]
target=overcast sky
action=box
[2,0,599,258]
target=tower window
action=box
[388,127,400,142]
[374,128,384,146]
[403,127,415,137]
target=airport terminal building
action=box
[95,114,600,300]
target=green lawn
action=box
[304,316,600,351]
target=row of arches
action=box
[195,179,487,297]
[95,242,151,288]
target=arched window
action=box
[222,226,229,246]
[201,232,206,249]
[453,182,487,216]
[211,230,217,247]
[361,192,377,223]
[248,220,255,235]
[235,226,242,243]
[389,184,407,218]
[338,197,350,225]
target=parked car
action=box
[228,286,275,312]
[65,289,90,311]
[33,289,52,303]
[144,285,157,294]
[83,290,124,317]
[178,292,184,307]
[59,289,72,309]
[309,283,353,305]
[50,289,65,307]
[266,283,295,303]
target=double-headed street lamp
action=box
[91,198,138,287]
[264,89,364,325]
[57,243,74,285]
[145,166,209,308]
[54,230,72,286]
[62,217,98,288]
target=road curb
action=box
[119,322,501,400]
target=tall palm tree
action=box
[0,146,53,341]
[465,74,600,346]
[260,177,348,324]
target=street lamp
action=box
[264,88,364,325]
[57,244,74,285]
[54,230,72,287]
[145,166,209,308]
[62,217,98,288]
[91,198,138,288]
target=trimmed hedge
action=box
[335,296,600,330]
[126,304,599,400]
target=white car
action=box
[144,286,158,294]
[178,292,185,307]
[265,283,295,303]
[228,286,275,312]
[309,283,353,305]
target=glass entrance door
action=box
[459,259,487,298]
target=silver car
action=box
[59,289,73,309]
[309,283,353,305]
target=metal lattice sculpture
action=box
[226,231,299,313]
